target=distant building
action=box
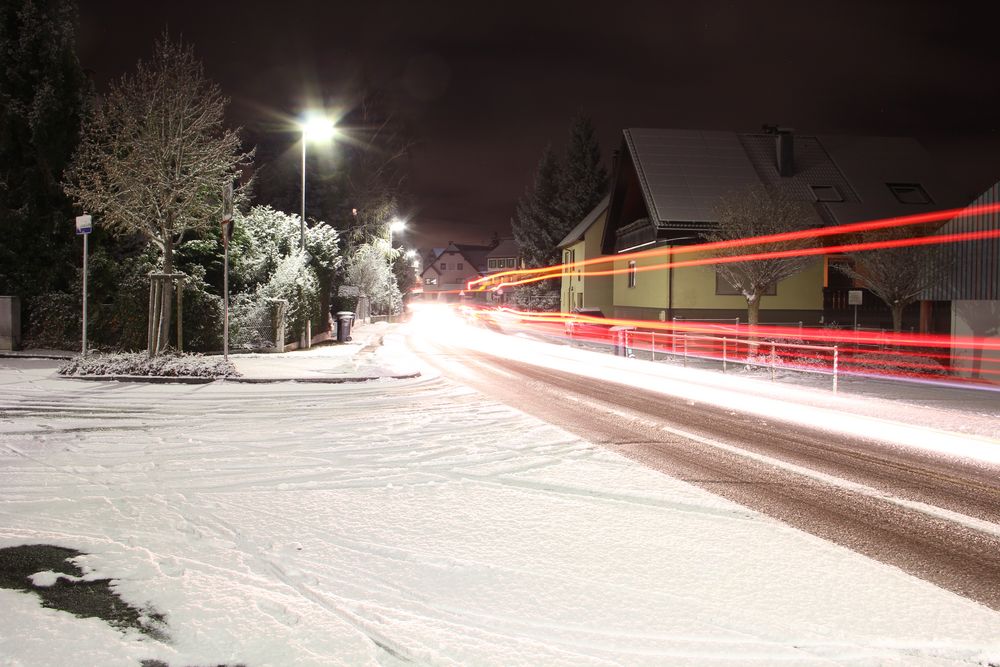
[418,242,493,302]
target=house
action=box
[557,196,612,315]
[564,126,963,325]
[921,180,1000,382]
[419,242,492,302]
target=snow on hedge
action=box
[59,352,239,378]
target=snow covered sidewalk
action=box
[1,340,999,666]
[222,322,420,382]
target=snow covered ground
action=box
[1,335,999,666]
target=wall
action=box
[951,300,1000,385]
[611,250,824,323]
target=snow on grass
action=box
[1,351,999,665]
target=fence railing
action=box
[615,328,841,392]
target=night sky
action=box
[76,1,1000,247]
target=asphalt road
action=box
[411,333,1000,611]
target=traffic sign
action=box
[848,290,863,306]
[75,214,92,235]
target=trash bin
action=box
[336,311,354,343]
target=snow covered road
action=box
[1,356,1000,666]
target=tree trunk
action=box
[747,294,761,328]
[157,237,174,353]
[891,302,904,333]
[746,294,761,356]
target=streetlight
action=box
[298,114,337,249]
[389,218,405,245]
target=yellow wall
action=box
[611,249,823,315]
[613,255,671,310]
[673,258,824,310]
[559,209,614,315]
[583,212,614,315]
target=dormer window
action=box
[810,185,843,202]
[887,183,932,205]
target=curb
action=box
[60,371,421,385]
[0,352,75,360]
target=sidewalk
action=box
[0,322,420,384]
[222,321,419,382]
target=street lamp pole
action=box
[300,139,307,249]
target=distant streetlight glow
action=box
[390,218,406,234]
[298,112,338,249]
[405,249,417,259]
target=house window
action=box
[488,259,496,269]
[887,183,932,205]
[575,293,583,309]
[507,258,516,268]
[457,263,463,270]
[810,185,843,202]
[627,261,637,288]
[715,273,776,296]
[440,262,447,270]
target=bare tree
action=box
[64,34,251,353]
[837,229,951,333]
[706,185,817,328]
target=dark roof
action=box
[450,243,492,273]
[557,196,610,248]
[625,129,760,224]
[486,238,520,258]
[620,128,963,229]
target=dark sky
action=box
[77,0,1000,247]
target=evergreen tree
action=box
[0,0,88,297]
[556,114,607,234]
[512,144,562,269]
[509,115,607,310]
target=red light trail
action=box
[466,202,1000,291]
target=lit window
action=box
[887,183,932,205]
[810,185,843,202]
[628,261,637,288]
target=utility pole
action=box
[75,215,93,355]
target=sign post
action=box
[222,181,234,361]
[848,289,863,330]
[75,215,93,355]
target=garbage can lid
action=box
[335,311,354,317]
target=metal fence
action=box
[230,298,288,352]
[594,327,841,391]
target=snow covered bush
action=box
[345,239,401,315]
[228,206,341,340]
[59,352,239,378]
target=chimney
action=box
[762,125,795,177]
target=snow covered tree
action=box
[0,0,88,298]
[345,239,401,315]
[63,33,251,353]
[837,229,951,333]
[706,185,816,328]
[227,205,340,340]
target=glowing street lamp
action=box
[389,218,405,243]
[298,113,337,249]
